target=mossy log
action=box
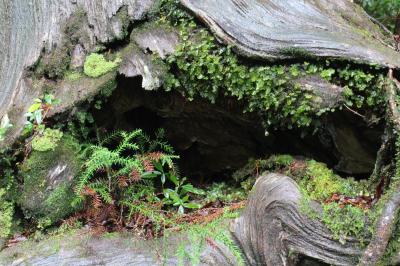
[181,0,400,67]
[230,173,363,265]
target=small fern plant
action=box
[74,129,203,215]
[75,129,177,201]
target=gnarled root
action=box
[359,186,400,265]
[231,174,362,266]
[359,69,400,265]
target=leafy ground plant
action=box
[73,129,205,235]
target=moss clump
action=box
[84,53,121,78]
[32,128,63,152]
[20,135,82,226]
[300,160,367,201]
[321,202,367,244]
[0,189,14,238]
[233,155,294,182]
[298,160,371,244]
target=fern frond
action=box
[99,130,123,146]
[89,180,113,204]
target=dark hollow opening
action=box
[93,75,383,182]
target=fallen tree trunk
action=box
[180,0,400,67]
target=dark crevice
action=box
[92,75,382,181]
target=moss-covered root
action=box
[360,70,400,265]
[359,186,400,265]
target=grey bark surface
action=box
[0,230,180,266]
[0,228,239,266]
[231,173,363,266]
[0,0,155,121]
[181,0,400,67]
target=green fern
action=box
[74,129,188,218]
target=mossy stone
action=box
[19,135,82,226]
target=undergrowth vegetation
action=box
[361,0,400,32]
[1,1,400,265]
[158,0,387,132]
[74,129,203,218]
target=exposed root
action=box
[359,186,400,265]
[360,69,400,265]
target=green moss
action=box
[32,8,89,80]
[0,189,14,238]
[296,160,372,244]
[20,135,82,226]
[84,53,121,78]
[234,155,372,244]
[171,208,245,266]
[322,202,367,244]
[299,160,367,201]
[233,155,294,183]
[65,71,83,82]
[32,128,63,152]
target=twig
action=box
[365,12,394,37]
[343,104,365,118]
[386,69,400,132]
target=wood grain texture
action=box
[231,173,363,265]
[181,0,400,67]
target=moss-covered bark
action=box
[19,135,82,226]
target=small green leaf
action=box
[28,103,41,113]
[169,174,179,186]
[182,184,205,195]
[183,202,201,209]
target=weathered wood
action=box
[0,230,180,265]
[181,0,400,68]
[231,173,363,266]
[0,0,155,120]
